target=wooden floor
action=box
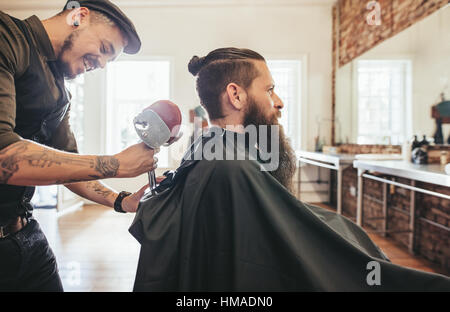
[34,205,140,292]
[34,203,448,292]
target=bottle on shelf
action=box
[419,135,429,147]
[411,135,420,149]
[434,120,444,145]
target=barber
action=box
[0,0,155,291]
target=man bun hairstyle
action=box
[188,56,207,76]
[188,48,265,120]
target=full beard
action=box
[243,97,297,192]
[55,31,80,80]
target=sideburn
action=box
[56,30,82,79]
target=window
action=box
[106,60,171,167]
[31,76,86,209]
[267,60,302,149]
[66,75,85,152]
[356,60,412,145]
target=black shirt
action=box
[0,12,78,223]
[0,11,78,153]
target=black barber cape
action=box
[129,127,450,291]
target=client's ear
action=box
[225,83,247,111]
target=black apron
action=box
[0,16,69,225]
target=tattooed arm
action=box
[65,180,117,208]
[65,181,149,213]
[0,139,157,186]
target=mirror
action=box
[335,5,450,145]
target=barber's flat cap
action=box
[63,0,141,54]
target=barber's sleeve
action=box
[0,46,22,151]
[50,104,79,154]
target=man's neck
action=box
[210,116,246,133]
[41,16,69,57]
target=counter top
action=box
[296,150,356,166]
[354,160,450,187]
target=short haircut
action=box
[57,8,116,28]
[188,48,265,120]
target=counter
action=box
[353,159,450,254]
[354,160,450,188]
[296,151,356,214]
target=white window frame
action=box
[352,56,413,145]
[266,54,308,151]
[65,75,85,153]
[104,55,175,167]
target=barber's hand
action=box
[121,184,148,213]
[114,142,159,178]
[121,176,167,213]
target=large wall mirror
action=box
[335,5,450,146]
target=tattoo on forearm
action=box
[0,140,104,184]
[0,141,29,184]
[26,153,94,169]
[94,156,120,178]
[85,181,114,199]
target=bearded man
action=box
[130,48,450,291]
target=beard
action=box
[242,96,297,192]
[54,31,80,80]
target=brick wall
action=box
[427,145,450,164]
[336,0,450,67]
[330,166,358,220]
[337,144,401,154]
[331,5,337,147]
[415,182,450,270]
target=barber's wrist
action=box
[114,191,132,213]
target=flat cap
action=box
[63,0,141,54]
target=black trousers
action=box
[0,218,63,292]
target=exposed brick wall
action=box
[330,166,368,221]
[415,182,450,270]
[426,145,450,164]
[336,0,450,67]
[341,167,357,219]
[385,177,413,247]
[331,144,450,164]
[331,4,338,146]
[337,144,401,154]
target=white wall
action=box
[410,6,450,138]
[2,2,333,200]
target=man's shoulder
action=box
[0,11,29,72]
[0,11,25,39]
